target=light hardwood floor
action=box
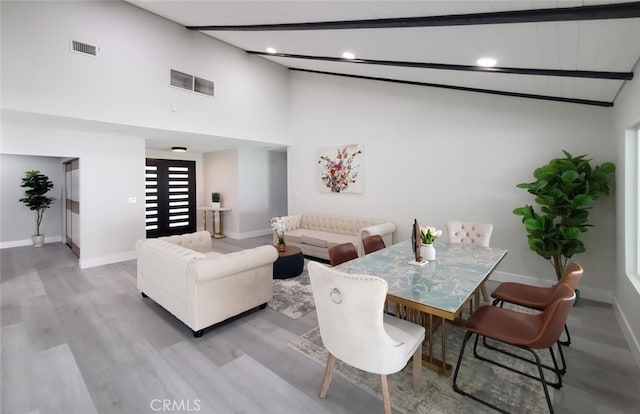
[1,235,639,414]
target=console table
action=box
[197,207,231,238]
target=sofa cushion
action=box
[325,234,360,249]
[301,234,328,248]
[283,228,305,244]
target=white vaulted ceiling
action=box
[127,0,640,107]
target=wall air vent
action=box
[71,40,99,57]
[170,69,214,97]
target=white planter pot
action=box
[32,235,45,247]
[211,202,221,210]
[420,244,436,261]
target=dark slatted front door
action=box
[145,159,196,238]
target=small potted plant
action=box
[420,225,442,261]
[19,170,55,247]
[270,217,286,252]
[211,192,221,209]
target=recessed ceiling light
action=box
[171,146,187,152]
[266,47,277,54]
[477,57,497,67]
[342,51,355,59]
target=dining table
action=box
[334,239,508,375]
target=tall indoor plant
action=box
[513,151,615,281]
[19,170,55,247]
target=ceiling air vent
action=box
[170,69,214,97]
[71,40,99,57]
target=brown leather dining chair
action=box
[328,242,359,266]
[491,262,583,349]
[362,235,386,255]
[453,284,576,414]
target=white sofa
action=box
[136,231,278,337]
[272,213,396,260]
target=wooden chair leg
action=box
[412,344,422,392]
[319,353,336,398]
[380,374,392,414]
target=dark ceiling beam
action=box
[248,51,633,80]
[290,68,613,107]
[187,2,640,31]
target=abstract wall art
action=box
[317,144,364,193]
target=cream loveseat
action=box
[136,231,278,337]
[272,213,396,260]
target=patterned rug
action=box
[267,261,315,319]
[289,311,555,414]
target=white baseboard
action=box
[0,236,63,249]
[613,299,640,369]
[490,270,614,304]
[79,251,136,269]
[228,228,272,240]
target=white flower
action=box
[270,217,285,243]
[270,217,285,231]
[420,225,442,244]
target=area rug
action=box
[267,262,315,319]
[289,317,555,414]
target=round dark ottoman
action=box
[273,245,304,279]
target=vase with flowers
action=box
[270,217,286,252]
[420,225,442,261]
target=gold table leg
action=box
[212,210,226,239]
[420,313,452,376]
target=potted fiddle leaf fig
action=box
[19,170,55,247]
[513,151,615,282]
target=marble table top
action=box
[335,240,508,318]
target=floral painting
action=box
[318,144,363,193]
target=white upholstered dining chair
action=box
[447,220,494,302]
[307,261,425,414]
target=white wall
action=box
[269,150,289,219]
[288,71,616,301]
[1,155,65,246]
[238,148,288,236]
[0,0,290,145]
[1,121,146,268]
[613,74,640,365]
[203,150,239,236]
[203,148,288,239]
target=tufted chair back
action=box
[308,261,419,375]
[447,221,494,247]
